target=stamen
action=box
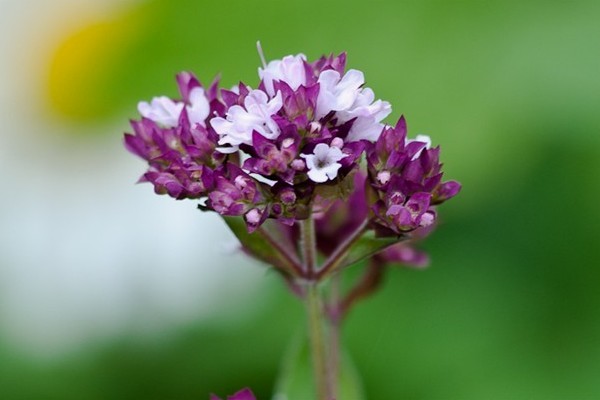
[256,41,268,69]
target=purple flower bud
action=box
[291,159,306,171]
[245,207,268,233]
[331,137,344,149]
[279,187,297,205]
[367,116,460,235]
[307,52,347,82]
[433,180,462,204]
[242,130,300,182]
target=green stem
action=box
[300,217,317,278]
[257,226,303,277]
[306,283,329,400]
[328,274,342,399]
[316,219,369,280]
[301,216,332,399]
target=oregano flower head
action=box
[124,45,460,234]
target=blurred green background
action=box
[1,0,599,399]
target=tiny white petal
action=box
[249,173,278,187]
[186,87,210,127]
[315,69,364,119]
[258,54,307,96]
[313,143,331,158]
[377,171,391,184]
[211,89,282,152]
[245,209,262,224]
[138,96,184,128]
[301,143,348,183]
[314,68,391,143]
[323,163,342,180]
[307,168,329,183]
[282,138,295,148]
[420,212,435,227]
[215,146,239,154]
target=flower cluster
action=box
[124,73,225,200]
[366,117,461,236]
[124,48,462,400]
[125,47,459,234]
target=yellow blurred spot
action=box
[47,11,140,120]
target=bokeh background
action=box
[1,0,599,398]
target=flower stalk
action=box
[300,217,318,278]
[301,216,331,399]
[328,274,342,398]
[316,219,369,280]
[257,226,303,276]
[306,283,330,400]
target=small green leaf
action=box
[273,334,365,400]
[222,216,295,273]
[342,232,408,270]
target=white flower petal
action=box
[323,162,342,180]
[300,153,316,169]
[210,117,231,136]
[302,143,347,183]
[138,96,184,128]
[334,69,364,110]
[317,69,341,90]
[266,91,283,115]
[313,143,330,158]
[325,146,345,163]
[259,54,307,96]
[186,87,210,127]
[211,89,281,150]
[307,168,329,183]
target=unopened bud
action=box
[280,189,296,205]
[282,138,295,148]
[308,121,321,134]
[245,208,261,225]
[419,211,435,227]
[234,175,247,189]
[377,170,391,184]
[331,137,344,149]
[271,203,283,216]
[291,159,306,171]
